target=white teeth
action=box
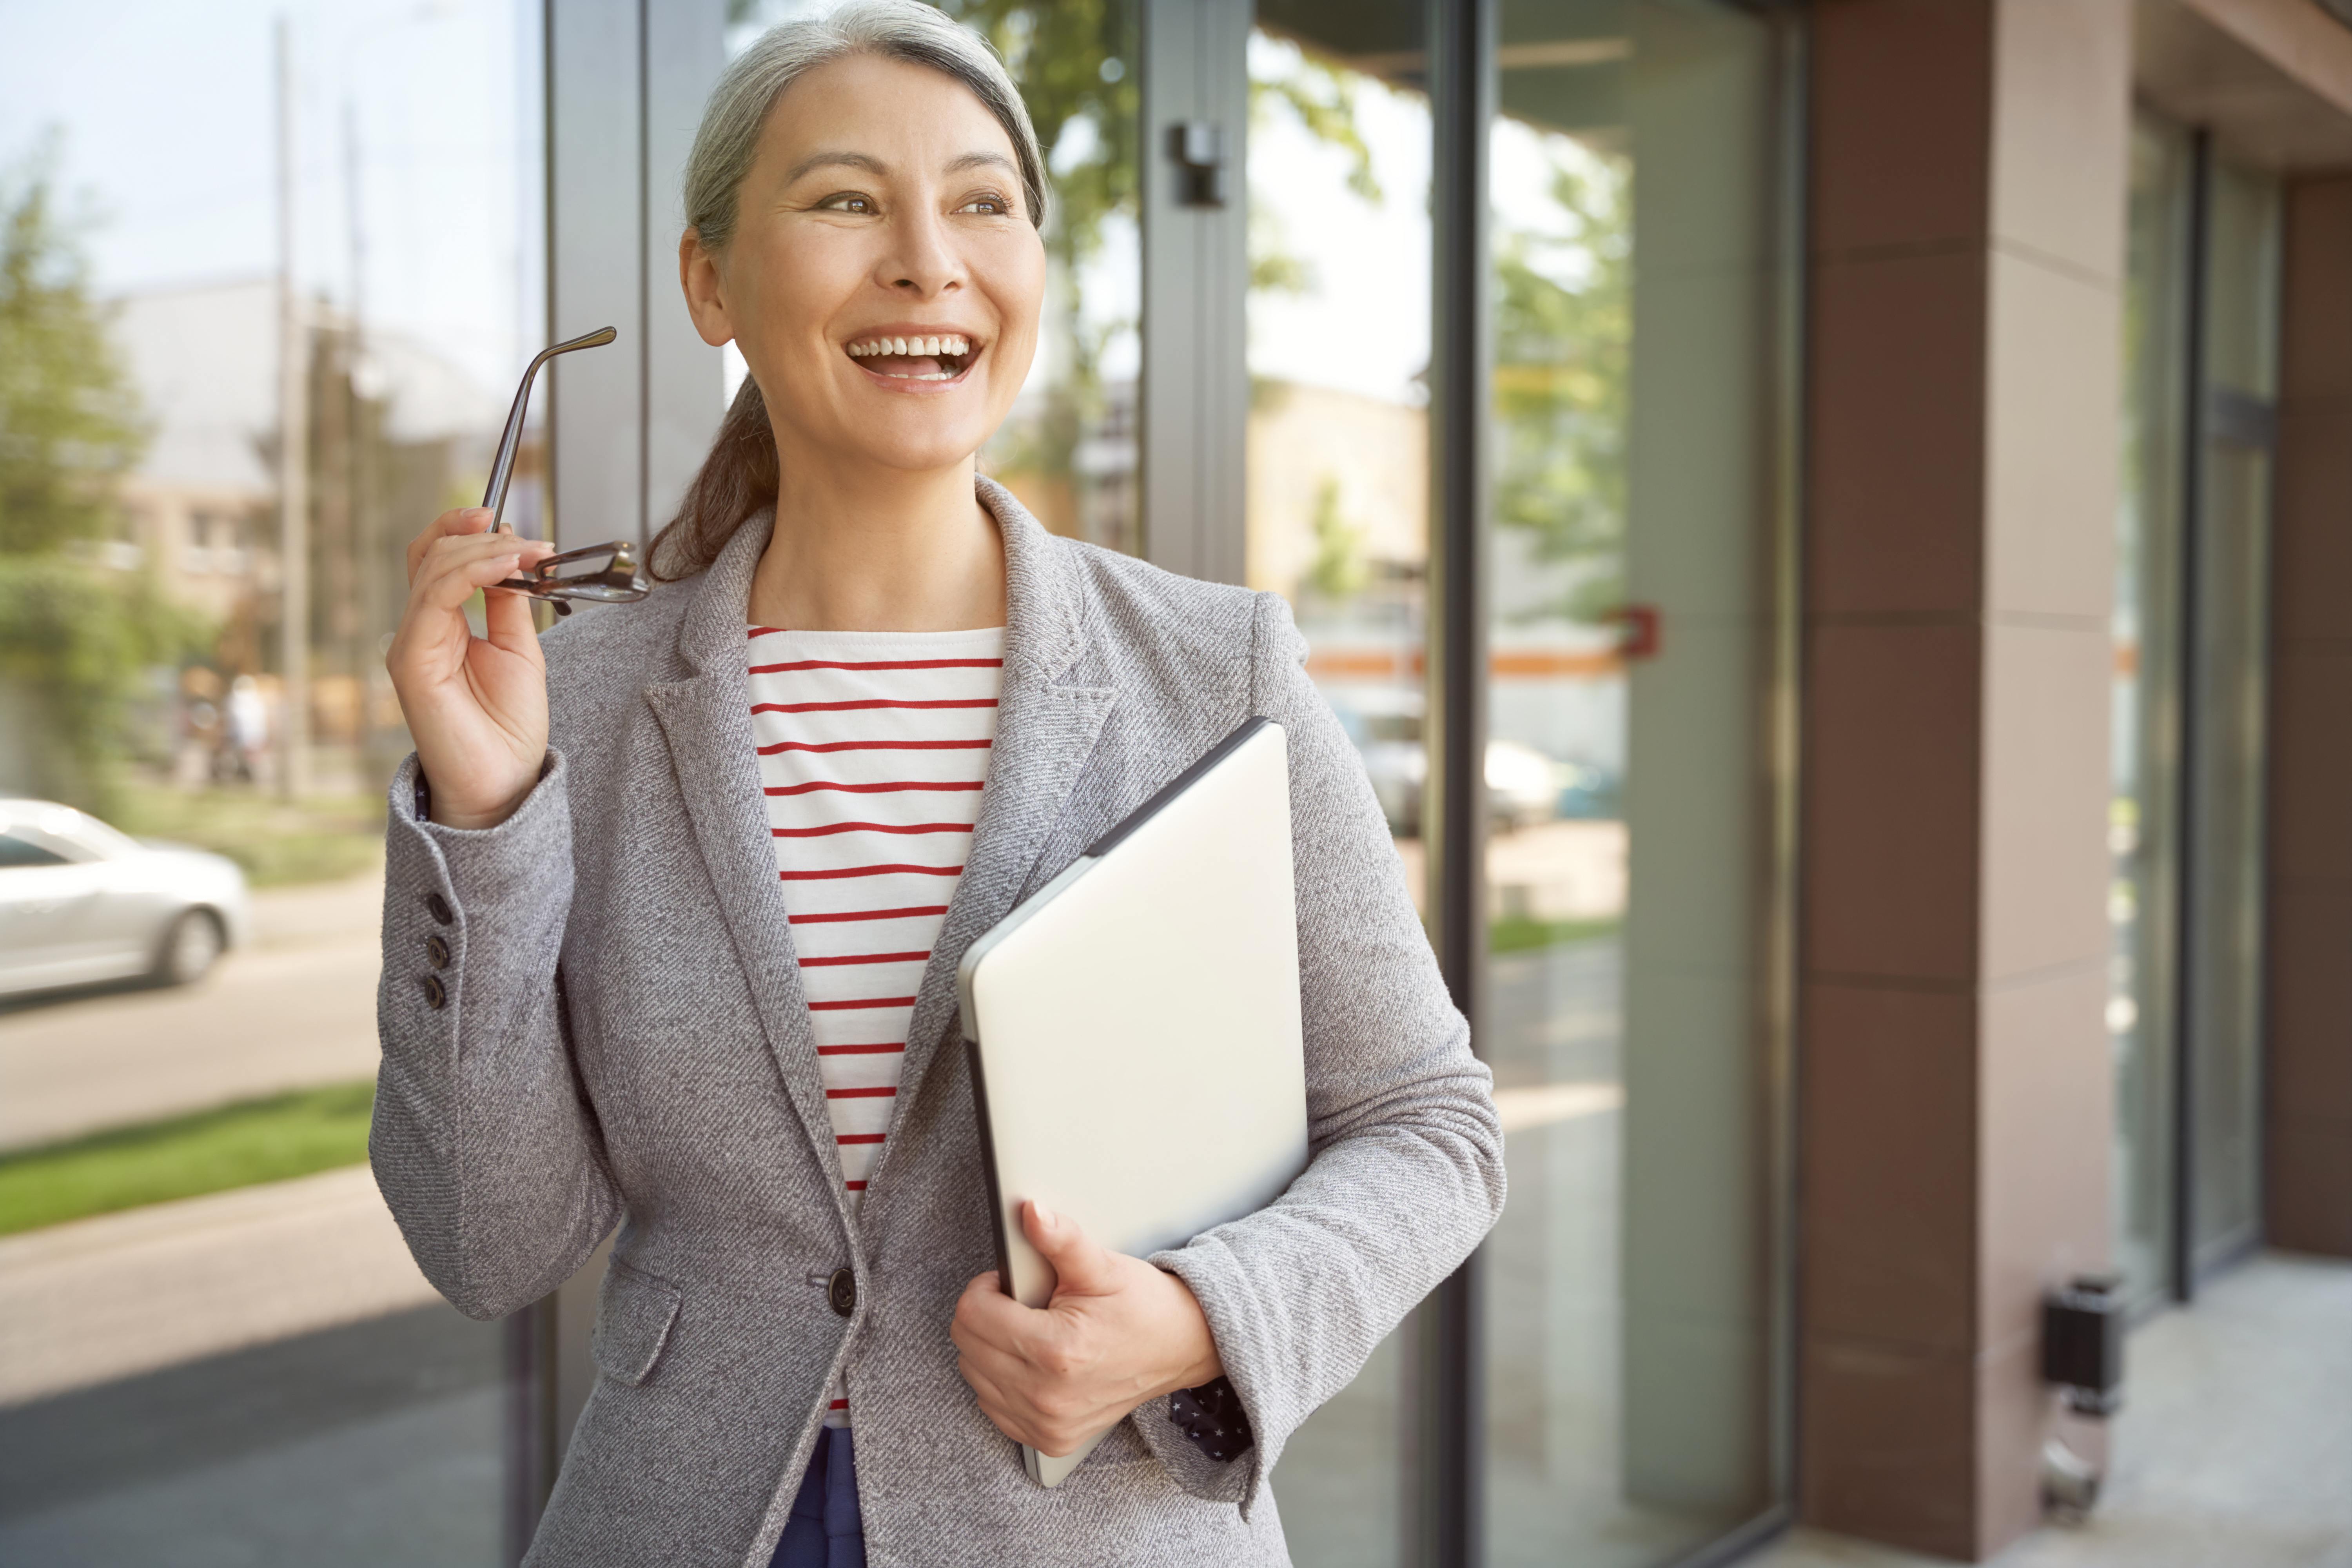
[846,334,973,362]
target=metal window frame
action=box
[1139,0,1252,584]
[546,0,725,554]
[516,3,724,1558]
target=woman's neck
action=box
[748,447,1007,633]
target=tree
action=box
[1491,149,1631,625]
[0,142,187,811]
[0,138,144,555]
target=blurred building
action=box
[102,277,507,779]
[6,2,2347,1567]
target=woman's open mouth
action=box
[845,332,977,384]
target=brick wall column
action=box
[2264,171,2352,1260]
[1797,1,2132,1557]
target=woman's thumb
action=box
[1025,1200,1118,1299]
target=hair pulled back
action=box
[650,0,1048,581]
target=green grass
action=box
[1489,913,1622,956]
[111,782,385,887]
[0,1081,377,1236]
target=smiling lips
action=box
[846,332,975,382]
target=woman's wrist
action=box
[1153,1268,1225,1396]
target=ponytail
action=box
[649,375,779,581]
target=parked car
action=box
[0,799,250,995]
[1327,691,1573,836]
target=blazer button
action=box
[828,1268,856,1318]
[422,973,448,1009]
[425,891,454,926]
[425,934,452,969]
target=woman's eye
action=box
[818,192,877,214]
[956,194,1009,216]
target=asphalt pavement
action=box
[0,866,387,1149]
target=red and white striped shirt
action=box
[748,622,1004,1427]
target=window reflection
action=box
[1245,4,1432,1562]
[0,2,541,1561]
[1481,3,1782,1563]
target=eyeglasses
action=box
[484,327,652,613]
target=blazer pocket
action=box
[590,1258,683,1387]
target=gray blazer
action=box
[371,479,1504,1567]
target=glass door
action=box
[1243,4,1433,1561]
[2112,113,2191,1311]
[2181,152,2279,1280]
[1478,2,1790,1564]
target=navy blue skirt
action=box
[769,1426,865,1568]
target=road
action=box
[0,867,387,1150]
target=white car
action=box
[0,799,251,996]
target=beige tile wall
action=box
[1799,0,2131,1557]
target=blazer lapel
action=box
[642,514,850,1207]
[884,481,1117,1148]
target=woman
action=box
[375,4,1501,1564]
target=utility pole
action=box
[276,13,312,798]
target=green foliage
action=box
[1489,912,1621,957]
[0,143,192,813]
[0,140,145,555]
[0,1080,377,1236]
[0,557,195,810]
[1252,52,1381,203]
[111,782,385,887]
[1304,475,1367,601]
[1492,151,1632,624]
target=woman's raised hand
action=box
[386,508,559,830]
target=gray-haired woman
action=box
[376,3,1501,1563]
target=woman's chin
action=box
[824,428,994,475]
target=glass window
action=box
[2183,154,2279,1276]
[1481,2,1785,1563]
[1244,2,1434,1561]
[2111,113,2192,1309]
[0,2,543,1560]
[0,834,70,869]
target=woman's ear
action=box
[679,229,735,349]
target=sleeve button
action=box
[422,973,448,1009]
[425,891,454,925]
[425,934,451,969]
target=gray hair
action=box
[684,0,1049,252]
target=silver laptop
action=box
[957,717,1308,1487]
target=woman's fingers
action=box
[407,506,495,585]
[413,533,552,615]
[953,1273,1040,1359]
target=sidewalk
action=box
[0,1163,441,1407]
[1752,1252,2352,1568]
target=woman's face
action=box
[683,53,1045,476]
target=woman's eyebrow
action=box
[785,149,888,183]
[943,151,1016,176]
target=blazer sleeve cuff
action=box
[383,752,573,1024]
[1143,1240,1279,1515]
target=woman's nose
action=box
[877,205,964,297]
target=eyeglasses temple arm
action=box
[480,325,619,531]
